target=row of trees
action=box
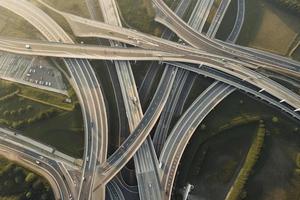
[268,0,300,15]
[0,91,19,103]
[0,163,54,200]
[3,105,33,118]
[225,123,266,200]
[0,108,58,129]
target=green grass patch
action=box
[0,81,18,97]
[0,94,56,128]
[116,0,163,35]
[18,84,74,111]
[0,79,83,158]
[292,45,300,61]
[296,153,300,168]
[22,107,84,158]
[0,79,74,111]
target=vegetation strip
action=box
[17,94,73,111]
[267,0,300,15]
[0,90,19,102]
[225,122,266,200]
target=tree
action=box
[26,191,32,199]
[26,105,33,111]
[25,173,37,184]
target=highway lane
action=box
[40,5,300,79]
[159,82,235,199]
[226,0,245,43]
[153,70,189,154]
[189,0,214,33]
[0,0,72,42]
[32,2,300,112]
[0,0,298,198]
[82,1,135,196]
[207,0,232,38]
[260,69,300,89]
[0,37,181,59]
[107,180,125,200]
[94,67,177,189]
[0,1,108,200]
[2,37,300,112]
[152,0,194,153]
[114,174,139,200]
[172,0,194,22]
[0,140,70,200]
[154,0,212,155]
[33,2,178,196]
[97,0,165,199]
[39,4,300,87]
[2,0,300,186]
[86,0,129,151]
[65,58,105,200]
[167,62,300,120]
[174,72,197,116]
[158,2,241,189]
[0,127,80,168]
[155,0,238,157]
[138,62,163,107]
[139,0,193,109]
[152,0,300,74]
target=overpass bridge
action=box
[159,82,235,199]
[152,0,300,72]
[97,0,165,199]
[0,1,299,200]
[35,3,300,79]
[1,36,300,113]
[0,135,72,200]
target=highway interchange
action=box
[0,0,299,200]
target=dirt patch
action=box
[249,2,300,55]
[237,0,300,55]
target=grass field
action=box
[0,79,74,111]
[0,79,83,158]
[292,46,300,61]
[22,108,84,157]
[174,90,300,199]
[0,8,42,40]
[116,0,163,35]
[42,0,90,18]
[237,0,300,56]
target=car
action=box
[159,162,162,168]
[35,160,40,165]
[25,44,31,49]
